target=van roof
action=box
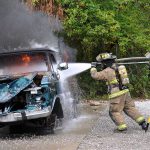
[0,47,58,55]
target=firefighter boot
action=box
[139,121,147,131]
[114,124,127,133]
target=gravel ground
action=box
[0,101,149,150]
[0,103,102,150]
[0,134,83,150]
[78,101,150,150]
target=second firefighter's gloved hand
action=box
[91,62,97,68]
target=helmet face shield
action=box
[102,59,115,69]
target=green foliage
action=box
[31,0,39,6]
[59,0,149,57]
[58,0,150,98]
[128,65,150,98]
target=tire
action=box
[44,114,56,134]
[9,124,25,134]
[52,98,64,119]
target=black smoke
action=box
[0,0,62,51]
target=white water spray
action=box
[59,63,91,80]
[58,63,91,119]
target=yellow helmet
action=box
[96,53,116,61]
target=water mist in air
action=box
[58,63,91,119]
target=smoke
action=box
[0,0,62,51]
[0,0,80,120]
[58,38,77,62]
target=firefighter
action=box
[90,53,147,132]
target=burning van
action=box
[0,48,68,132]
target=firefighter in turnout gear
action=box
[90,53,147,132]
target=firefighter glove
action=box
[90,67,97,73]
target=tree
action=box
[58,0,150,98]
[27,0,150,98]
[58,0,149,58]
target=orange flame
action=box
[22,54,31,65]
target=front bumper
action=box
[0,107,52,123]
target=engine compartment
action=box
[0,74,56,115]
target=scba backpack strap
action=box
[111,64,129,90]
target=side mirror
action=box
[57,62,68,70]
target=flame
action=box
[22,54,31,65]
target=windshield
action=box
[0,52,49,76]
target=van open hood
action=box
[0,73,36,103]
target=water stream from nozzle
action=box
[59,63,91,80]
[58,63,91,120]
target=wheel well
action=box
[52,98,64,119]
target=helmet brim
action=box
[102,55,116,60]
[96,53,116,61]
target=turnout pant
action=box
[109,92,144,129]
